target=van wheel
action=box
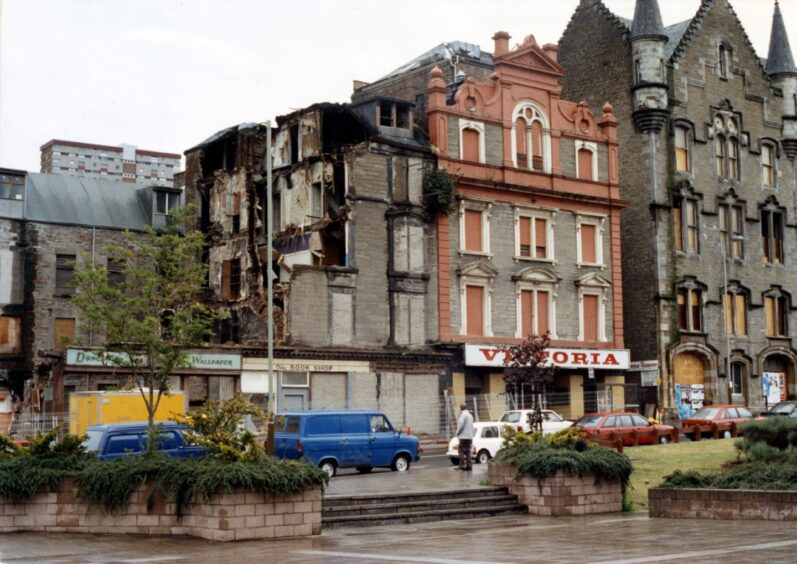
[391,454,410,472]
[476,450,491,464]
[320,460,337,478]
[356,465,373,474]
[449,457,460,466]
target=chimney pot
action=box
[493,31,511,57]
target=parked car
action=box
[273,410,420,477]
[573,412,676,446]
[83,422,206,460]
[499,409,572,435]
[761,400,797,418]
[447,421,507,465]
[681,405,754,439]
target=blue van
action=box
[83,422,206,460]
[274,410,420,477]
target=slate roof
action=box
[766,1,797,77]
[22,173,155,230]
[375,41,493,83]
[630,0,666,40]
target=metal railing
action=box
[7,413,69,439]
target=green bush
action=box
[495,433,632,490]
[0,431,327,513]
[660,418,797,491]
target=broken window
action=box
[226,193,241,234]
[272,191,282,232]
[377,101,411,129]
[55,254,76,296]
[107,258,125,288]
[0,316,22,354]
[310,183,324,221]
[221,258,241,300]
[289,124,299,165]
[155,190,180,215]
[215,310,240,344]
[379,101,394,127]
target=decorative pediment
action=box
[494,35,565,76]
[512,266,559,284]
[457,260,498,279]
[576,272,612,288]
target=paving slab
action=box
[3,510,797,563]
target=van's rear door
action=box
[275,416,301,459]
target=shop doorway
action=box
[763,355,790,407]
[280,388,309,411]
[672,352,706,418]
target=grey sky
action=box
[0,0,794,171]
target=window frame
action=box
[761,142,777,188]
[510,102,551,173]
[574,141,598,181]
[458,119,486,164]
[676,284,704,333]
[576,273,611,343]
[55,254,77,297]
[458,263,496,337]
[513,206,555,262]
[674,124,691,174]
[576,214,605,267]
[458,199,491,256]
[764,289,789,337]
[719,202,744,260]
[722,285,748,337]
[761,207,785,265]
[514,269,558,340]
[673,194,700,254]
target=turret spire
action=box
[766,0,797,78]
[630,0,667,42]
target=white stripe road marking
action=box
[294,550,515,564]
[590,516,650,524]
[115,558,187,563]
[590,538,797,564]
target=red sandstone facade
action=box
[427,33,628,416]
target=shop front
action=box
[462,344,630,420]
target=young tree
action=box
[502,333,555,435]
[70,206,226,451]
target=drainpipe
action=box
[89,227,96,346]
[649,131,670,408]
[266,121,276,416]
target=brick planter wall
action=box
[649,488,797,521]
[0,479,322,541]
[488,461,622,516]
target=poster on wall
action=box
[675,384,704,420]
[762,372,786,406]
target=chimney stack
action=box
[493,31,510,57]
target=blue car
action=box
[274,410,420,477]
[83,422,206,460]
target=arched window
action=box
[511,102,550,172]
[730,362,744,396]
[676,278,705,333]
[715,134,726,177]
[719,44,731,79]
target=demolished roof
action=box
[374,41,493,83]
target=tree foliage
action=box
[70,206,227,450]
[172,393,267,462]
[502,333,556,434]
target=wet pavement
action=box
[2,511,797,563]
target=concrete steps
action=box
[322,487,528,528]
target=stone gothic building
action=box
[559,0,797,418]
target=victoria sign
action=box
[464,344,629,370]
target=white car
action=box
[447,421,507,465]
[499,409,572,435]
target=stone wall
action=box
[0,479,322,542]
[488,462,622,516]
[649,488,797,521]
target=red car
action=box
[573,412,676,446]
[681,405,753,440]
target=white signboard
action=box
[241,371,272,394]
[763,372,786,405]
[464,345,629,370]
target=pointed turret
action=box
[630,0,669,133]
[767,1,797,160]
[630,0,667,41]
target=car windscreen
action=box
[574,415,602,428]
[83,429,104,453]
[500,412,521,423]
[689,407,720,420]
[544,412,563,422]
[770,402,796,415]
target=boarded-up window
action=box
[531,121,544,170]
[520,290,533,338]
[466,285,485,336]
[520,289,550,338]
[54,318,75,353]
[55,254,76,296]
[462,128,480,162]
[673,199,683,252]
[686,200,699,253]
[580,224,597,263]
[724,292,747,336]
[675,127,690,172]
[0,316,22,354]
[578,148,594,180]
[221,258,241,301]
[519,217,531,256]
[515,118,527,165]
[765,294,788,337]
[331,291,354,345]
[535,218,547,258]
[537,291,550,335]
[583,294,599,341]
[464,210,483,252]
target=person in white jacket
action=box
[456,403,475,471]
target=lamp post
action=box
[721,233,744,401]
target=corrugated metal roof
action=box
[24,173,153,230]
